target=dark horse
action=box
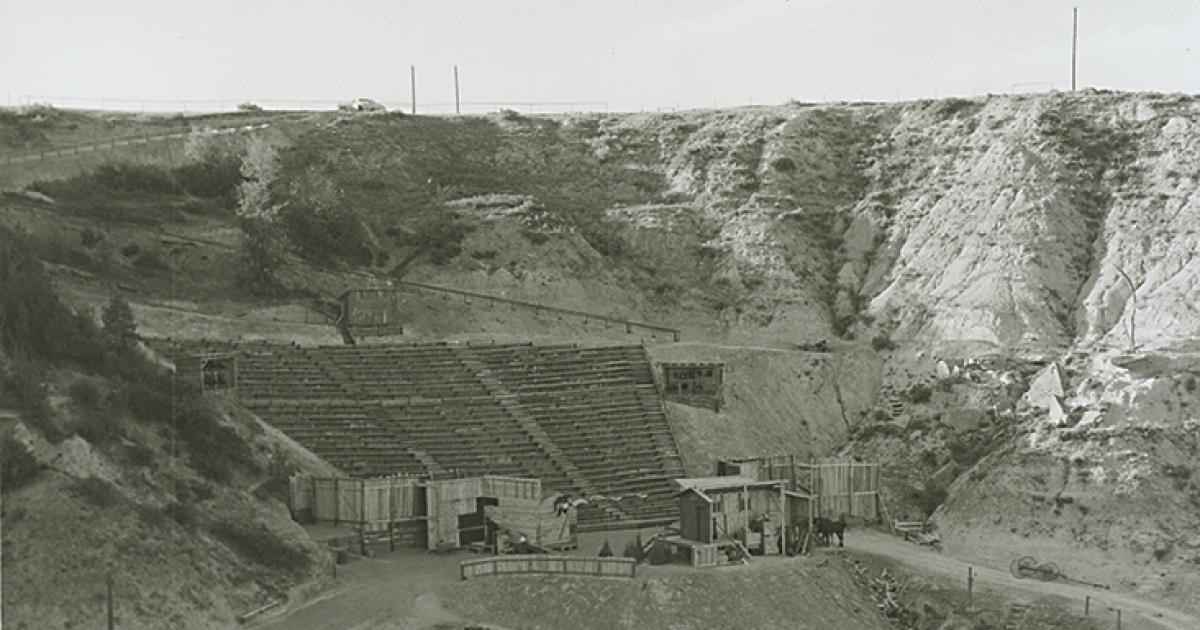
[814,515,847,547]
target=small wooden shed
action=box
[674,476,796,556]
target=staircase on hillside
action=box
[459,356,633,523]
[304,347,447,477]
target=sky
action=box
[1,0,1199,112]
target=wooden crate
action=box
[691,544,723,568]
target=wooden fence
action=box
[813,460,880,520]
[460,555,637,580]
[290,475,424,528]
[718,456,880,521]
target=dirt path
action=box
[0,123,270,165]
[252,550,466,630]
[847,529,1198,630]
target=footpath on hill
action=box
[846,529,1199,630]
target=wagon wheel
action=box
[1010,555,1039,579]
[1036,562,1061,582]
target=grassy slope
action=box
[2,397,339,630]
[443,557,893,630]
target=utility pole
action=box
[410,65,417,115]
[1071,7,1078,91]
[454,65,461,115]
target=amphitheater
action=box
[149,336,686,526]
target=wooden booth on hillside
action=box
[339,288,405,336]
[174,352,238,394]
[289,474,577,553]
[658,362,724,411]
[662,476,809,567]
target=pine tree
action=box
[101,295,137,353]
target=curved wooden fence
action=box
[460,555,636,580]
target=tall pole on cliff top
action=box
[410,65,417,114]
[454,65,461,115]
[1071,7,1078,91]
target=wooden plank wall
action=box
[480,475,542,501]
[813,461,879,520]
[290,475,423,528]
[722,456,880,521]
[460,556,636,580]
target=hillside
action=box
[4,91,1200,620]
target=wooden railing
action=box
[385,281,682,341]
[460,555,637,580]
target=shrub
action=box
[67,379,102,410]
[646,539,672,565]
[947,436,986,467]
[0,435,41,492]
[912,479,949,517]
[80,228,104,249]
[132,251,169,272]
[68,476,124,509]
[126,442,155,468]
[237,102,263,112]
[91,163,177,195]
[120,243,141,258]
[74,403,125,446]
[770,157,796,173]
[522,230,550,245]
[168,501,202,528]
[1164,464,1192,480]
[0,364,52,421]
[281,204,375,268]
[394,215,476,267]
[210,521,312,575]
[136,502,170,529]
[598,539,614,557]
[871,335,897,351]
[1,227,104,365]
[908,384,933,404]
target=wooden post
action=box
[106,573,115,630]
[1116,609,1121,629]
[967,566,974,608]
[360,480,368,529]
[334,477,340,526]
[389,520,396,552]
[410,65,417,114]
[1084,595,1089,615]
[780,484,787,555]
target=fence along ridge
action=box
[372,280,682,340]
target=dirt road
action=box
[0,123,270,165]
[847,529,1199,630]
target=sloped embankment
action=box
[443,557,894,630]
[648,343,882,475]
